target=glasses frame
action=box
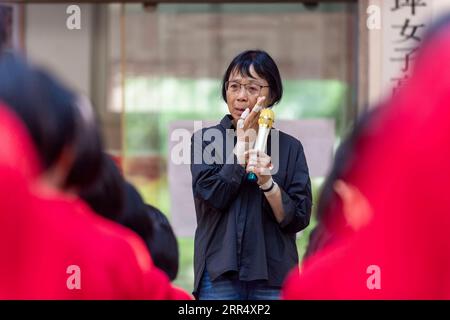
[225,80,269,96]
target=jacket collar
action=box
[220,114,235,130]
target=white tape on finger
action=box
[241,108,250,119]
[252,105,263,113]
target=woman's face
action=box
[226,64,270,123]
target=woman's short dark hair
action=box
[221,50,283,108]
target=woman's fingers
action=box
[237,107,250,130]
[238,97,267,142]
[245,149,272,174]
[241,107,250,119]
[243,152,250,166]
[256,166,272,176]
[248,157,270,167]
[252,96,266,114]
[246,149,270,160]
[244,109,258,129]
[244,96,266,129]
[246,164,272,176]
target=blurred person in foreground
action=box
[303,112,375,261]
[0,53,190,299]
[282,16,450,299]
[80,153,180,282]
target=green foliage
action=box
[173,237,195,294]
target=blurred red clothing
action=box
[0,104,191,299]
[0,104,40,180]
[282,24,450,299]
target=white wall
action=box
[432,0,450,20]
[366,0,450,107]
[25,4,93,97]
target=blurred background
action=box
[2,0,450,292]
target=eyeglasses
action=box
[225,81,269,96]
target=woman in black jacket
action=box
[191,50,312,300]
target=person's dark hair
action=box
[119,182,154,245]
[0,53,78,170]
[221,50,283,107]
[79,153,125,221]
[143,204,179,281]
[64,98,103,191]
[64,123,103,191]
[119,183,179,281]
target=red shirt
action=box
[0,105,191,299]
[282,28,450,300]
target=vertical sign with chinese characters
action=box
[382,0,432,96]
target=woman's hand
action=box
[236,96,266,142]
[234,96,265,166]
[245,149,273,185]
